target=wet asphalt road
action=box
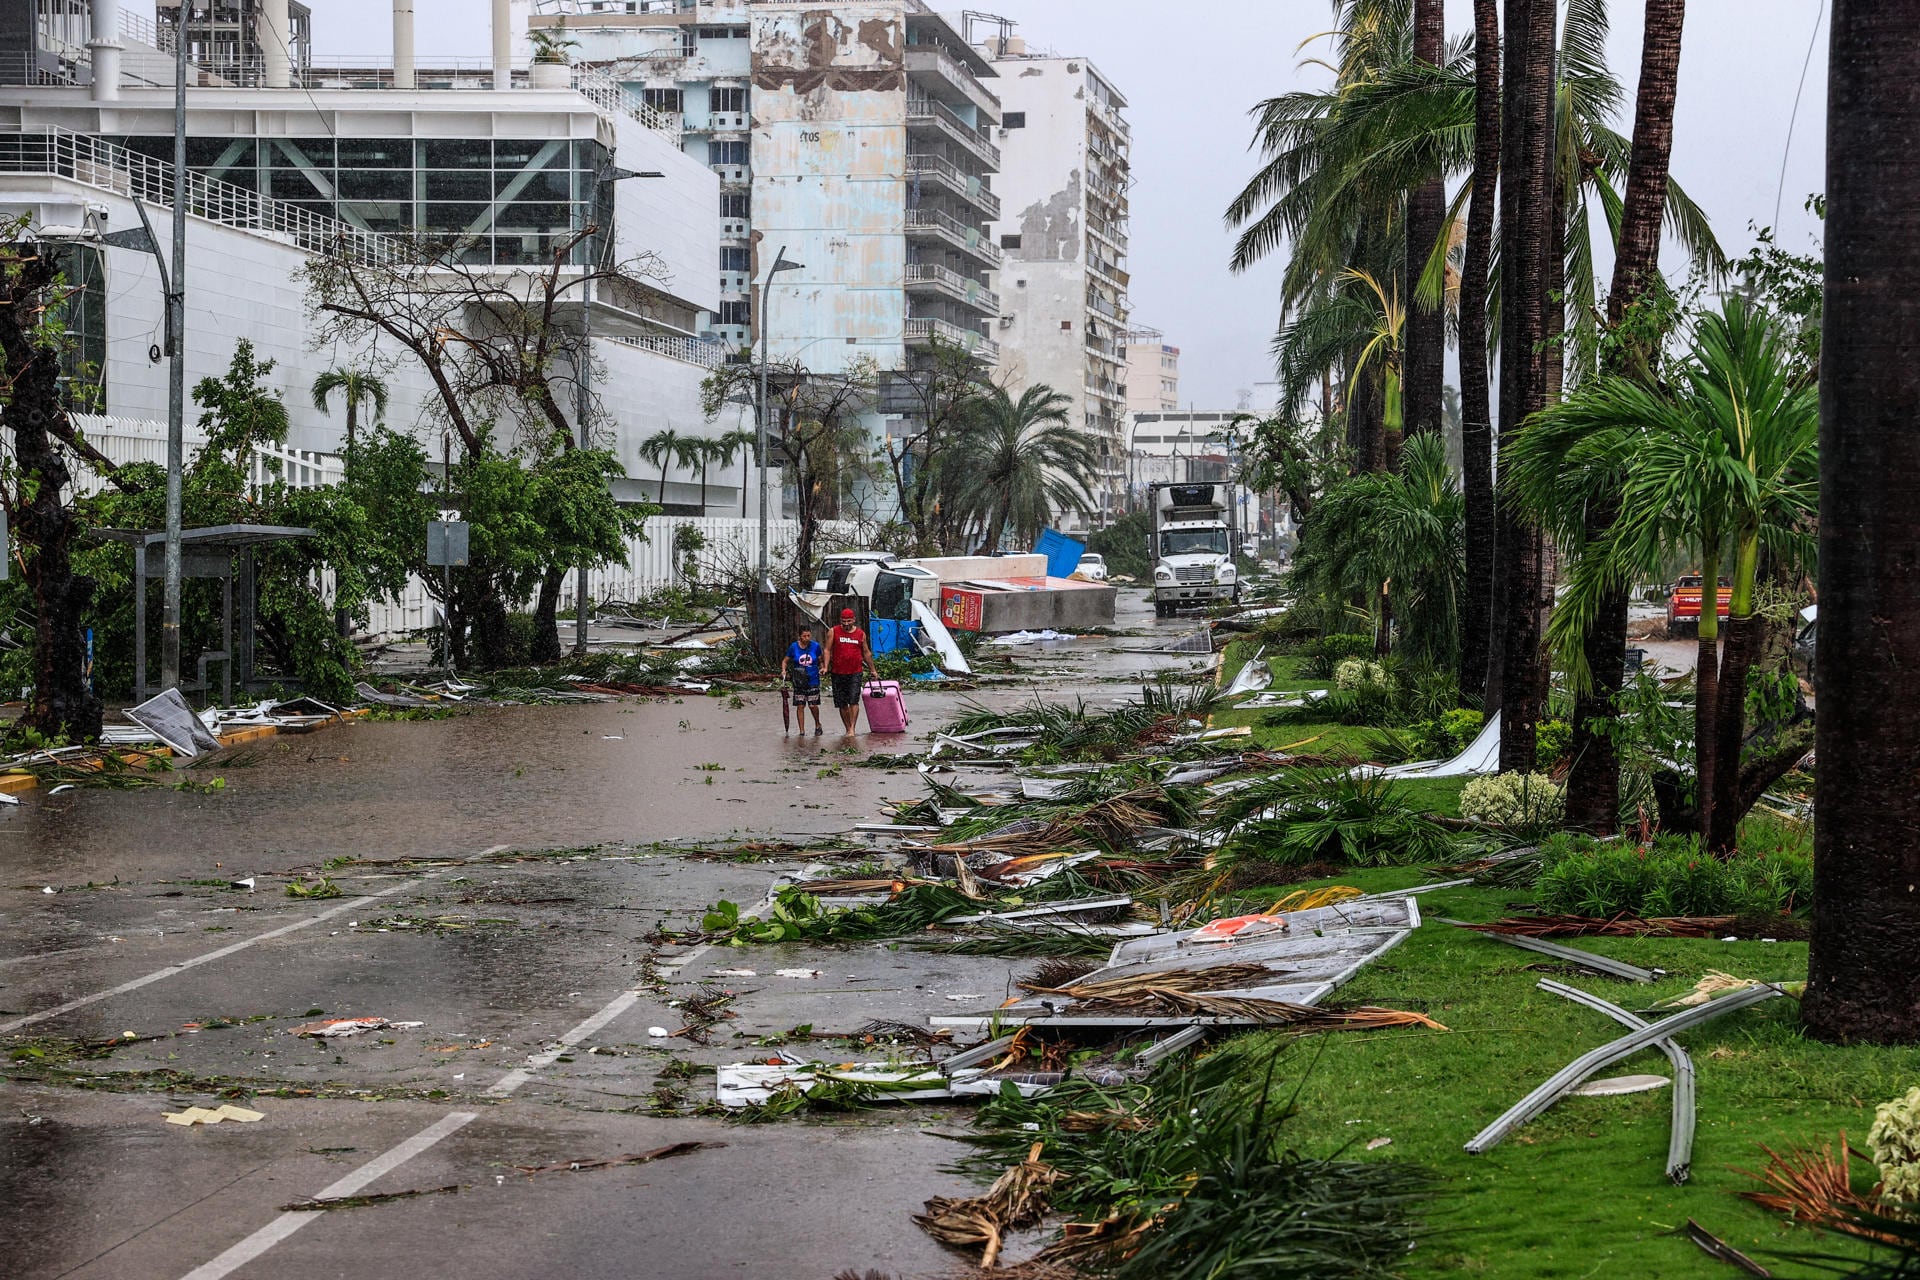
[1,593,1208,1280]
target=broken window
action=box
[643,87,684,113]
[1060,320,1073,331]
[1000,234,1022,250]
[1003,112,1026,129]
[718,299,751,327]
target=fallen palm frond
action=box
[1020,962,1278,1001]
[915,1141,1064,1268]
[1016,965,1447,1030]
[924,923,1117,959]
[1465,913,1737,938]
[1206,767,1460,869]
[2,745,176,790]
[511,1141,719,1176]
[1735,1135,1908,1243]
[1658,971,1766,1008]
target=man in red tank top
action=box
[826,608,877,735]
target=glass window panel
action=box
[494,139,568,170]
[265,168,333,201]
[500,166,575,200]
[422,169,494,201]
[493,200,573,228]
[337,167,413,200]
[270,139,335,168]
[422,139,493,169]
[420,203,493,233]
[335,138,412,168]
[340,204,409,232]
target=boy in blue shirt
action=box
[781,624,824,735]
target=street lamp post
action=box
[159,2,188,691]
[756,245,804,591]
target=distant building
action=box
[974,19,1131,527]
[1124,325,1177,414]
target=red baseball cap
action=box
[840,608,856,619]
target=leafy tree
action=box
[950,383,1096,554]
[638,427,686,505]
[879,334,993,552]
[1504,298,1817,850]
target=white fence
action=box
[49,414,847,638]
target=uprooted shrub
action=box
[1208,768,1459,870]
[1533,832,1813,919]
[1460,771,1566,836]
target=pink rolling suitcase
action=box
[861,680,910,733]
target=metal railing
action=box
[0,127,402,264]
[0,53,87,87]
[906,315,998,362]
[573,63,682,139]
[905,96,1000,167]
[904,262,998,312]
[904,45,991,105]
[605,331,728,368]
[905,153,1000,219]
[904,207,1002,266]
[119,7,160,47]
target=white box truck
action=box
[1148,482,1236,616]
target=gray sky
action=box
[300,0,1832,409]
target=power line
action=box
[1773,0,1827,234]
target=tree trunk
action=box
[1707,610,1759,853]
[1349,362,1385,474]
[1,254,104,743]
[1458,0,1501,703]
[1492,0,1557,771]
[1692,545,1722,847]
[1402,0,1448,455]
[1567,0,1689,834]
[530,565,566,664]
[472,583,513,670]
[1806,0,1920,1043]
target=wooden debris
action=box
[914,1142,1063,1269]
[512,1140,720,1176]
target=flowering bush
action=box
[1459,771,1565,831]
[1334,658,1389,691]
[1870,1086,1920,1204]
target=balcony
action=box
[907,96,1001,168]
[906,154,1000,220]
[906,262,999,314]
[905,45,999,118]
[906,207,1003,268]
[907,315,1000,363]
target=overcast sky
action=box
[297,0,1832,408]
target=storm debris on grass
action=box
[511,1140,721,1177]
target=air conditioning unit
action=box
[997,315,1014,329]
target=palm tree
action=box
[1504,297,1817,850]
[1804,0,1920,1045]
[671,433,705,511]
[953,384,1097,554]
[637,427,684,506]
[1563,0,1690,834]
[1457,0,1499,701]
[1403,0,1447,445]
[699,428,758,517]
[309,368,388,473]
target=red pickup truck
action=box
[1667,575,1732,634]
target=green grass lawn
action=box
[1225,866,1913,1279]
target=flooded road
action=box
[0,589,1206,1280]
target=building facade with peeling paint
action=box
[1124,325,1180,415]
[976,33,1131,528]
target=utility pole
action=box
[159,2,189,692]
[756,245,803,590]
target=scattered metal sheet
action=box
[1444,920,1657,983]
[1135,1024,1207,1066]
[1224,647,1272,696]
[714,1059,1052,1108]
[1464,983,1781,1156]
[1110,897,1421,966]
[352,681,433,708]
[1682,1218,1773,1277]
[1372,716,1502,779]
[126,688,222,758]
[1568,1073,1670,1096]
[1539,978,1698,1183]
[1239,688,1331,710]
[947,896,1135,927]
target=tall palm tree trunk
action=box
[1492,0,1557,771]
[1458,0,1501,702]
[1805,0,1920,1044]
[1402,0,1448,459]
[1708,537,1761,853]
[1567,0,1688,833]
[1691,541,1722,847]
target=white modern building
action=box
[974,18,1131,524]
[0,0,761,516]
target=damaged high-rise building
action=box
[971,14,1132,527]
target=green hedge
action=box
[1535,833,1812,918]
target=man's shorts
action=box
[830,671,863,708]
[789,678,820,707]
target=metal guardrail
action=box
[906,315,999,362]
[0,54,87,87]
[905,262,999,312]
[904,207,1002,266]
[905,96,1000,166]
[906,153,1000,219]
[0,128,402,264]
[573,63,682,139]
[605,332,729,368]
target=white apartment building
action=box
[0,0,759,515]
[1124,325,1178,414]
[975,21,1131,525]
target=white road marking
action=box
[0,845,512,1035]
[168,862,793,1279]
[176,1112,479,1280]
